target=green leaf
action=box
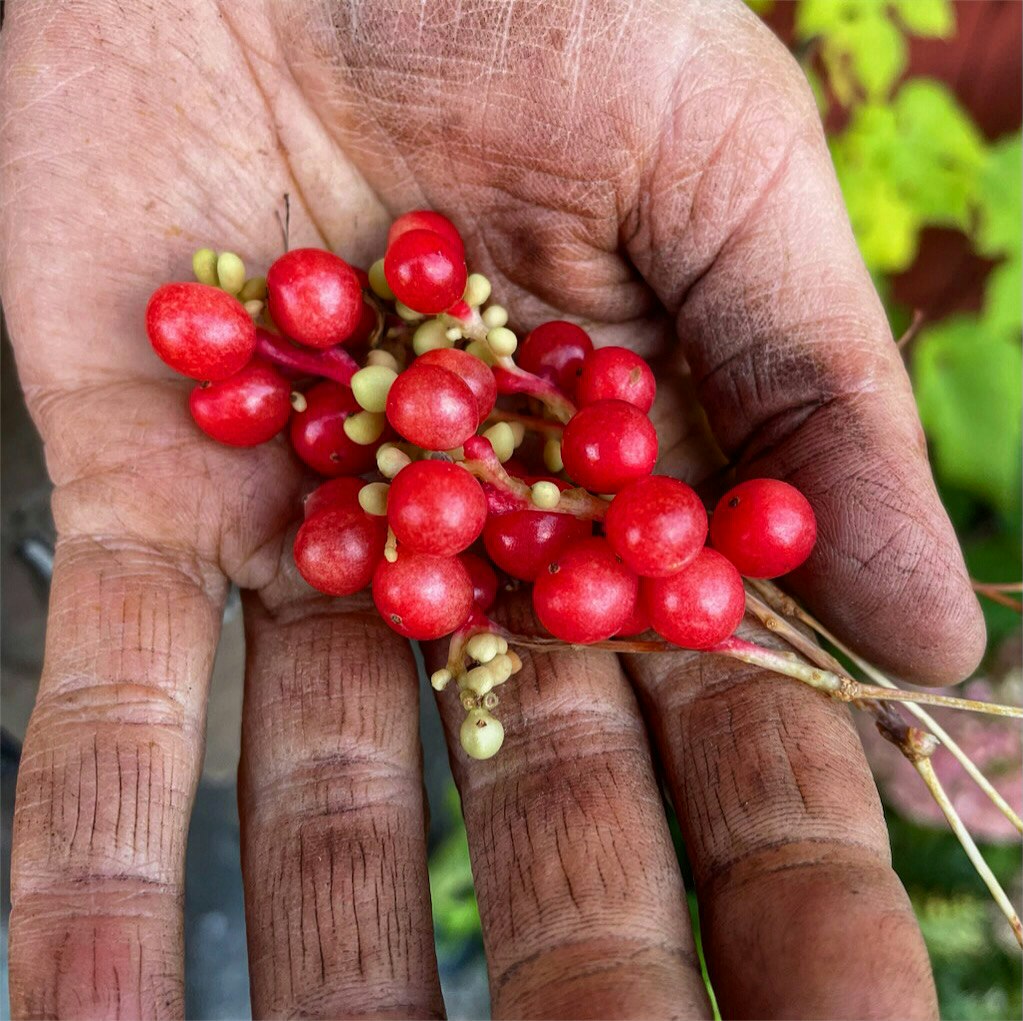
[795,0,870,38]
[913,317,1023,516]
[983,256,1023,334]
[848,15,907,98]
[891,0,954,38]
[977,135,1023,259]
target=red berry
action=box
[532,537,639,644]
[560,400,658,493]
[604,475,707,577]
[576,346,656,412]
[387,460,487,556]
[387,210,464,257]
[303,477,366,519]
[290,381,380,476]
[294,505,387,596]
[345,298,379,349]
[460,552,498,611]
[266,248,363,349]
[517,321,593,394]
[643,548,745,650]
[386,363,478,450]
[615,596,650,637]
[710,479,817,578]
[146,282,255,380]
[372,552,473,639]
[188,359,291,447]
[483,505,591,582]
[384,229,467,314]
[416,348,497,424]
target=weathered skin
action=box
[1,1,984,1018]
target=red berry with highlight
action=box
[461,552,498,611]
[386,363,478,450]
[615,596,650,637]
[576,346,656,412]
[189,359,291,447]
[294,505,387,596]
[146,282,255,380]
[290,381,380,476]
[517,321,593,394]
[388,460,487,556]
[604,475,707,577]
[710,479,817,578]
[643,548,745,650]
[372,553,473,639]
[384,229,467,314]
[303,477,367,519]
[560,400,658,493]
[483,495,591,582]
[416,347,497,424]
[388,210,464,256]
[267,248,363,349]
[532,537,639,644]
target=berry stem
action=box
[256,329,359,386]
[491,362,577,422]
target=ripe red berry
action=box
[576,346,656,412]
[416,347,497,424]
[386,363,478,450]
[303,476,367,519]
[387,460,487,556]
[517,321,593,394]
[384,229,467,314]
[604,475,707,577]
[266,248,364,349]
[460,552,498,611]
[560,399,658,493]
[615,596,650,637]
[387,210,464,257]
[483,498,591,582]
[294,505,387,596]
[372,552,473,639]
[643,548,745,650]
[146,282,256,380]
[188,359,291,447]
[710,479,817,578]
[532,537,639,644]
[290,381,380,476]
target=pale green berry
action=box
[239,276,268,301]
[366,349,400,371]
[486,326,517,357]
[531,481,561,509]
[377,443,412,479]
[192,248,219,286]
[396,301,424,322]
[412,318,450,355]
[358,482,389,516]
[216,252,246,295]
[463,273,492,307]
[464,665,495,695]
[368,259,394,300]
[344,411,387,445]
[465,340,495,365]
[460,708,505,760]
[290,391,307,412]
[351,365,398,413]
[482,422,515,462]
[481,305,508,329]
[466,632,500,664]
[431,668,453,691]
[544,438,564,473]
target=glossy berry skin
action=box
[146,282,255,380]
[643,548,745,650]
[576,346,656,413]
[710,479,817,578]
[533,537,639,645]
[372,552,473,639]
[517,321,593,394]
[386,363,477,450]
[189,359,291,447]
[387,210,464,256]
[388,460,487,556]
[290,381,380,476]
[416,348,497,424]
[615,596,650,637]
[294,505,387,596]
[483,500,591,582]
[560,400,658,494]
[384,229,467,314]
[604,475,707,577]
[267,248,363,349]
[303,477,366,519]
[460,552,498,611]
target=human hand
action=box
[1,1,984,1017]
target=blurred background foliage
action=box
[429,2,1021,1018]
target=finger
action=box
[9,529,225,1018]
[239,590,443,1020]
[428,599,711,1021]
[627,632,938,1020]
[628,10,984,684]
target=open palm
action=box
[1,2,985,1018]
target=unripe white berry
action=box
[358,482,389,516]
[366,349,400,371]
[239,276,268,301]
[463,273,492,307]
[466,632,500,664]
[192,248,219,286]
[465,340,495,365]
[351,365,398,413]
[508,421,526,447]
[344,410,387,445]
[445,327,463,342]
[464,665,495,695]
[486,326,517,357]
[531,480,561,509]
[396,301,424,322]
[368,259,394,300]
[487,654,515,686]
[481,305,508,329]
[377,443,412,479]
[460,708,505,760]
[506,651,523,673]
[412,318,450,354]
[482,422,515,462]
[243,299,264,318]
[216,252,246,295]
[543,438,564,473]
[431,668,453,691]
[495,637,509,655]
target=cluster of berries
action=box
[144,210,817,759]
